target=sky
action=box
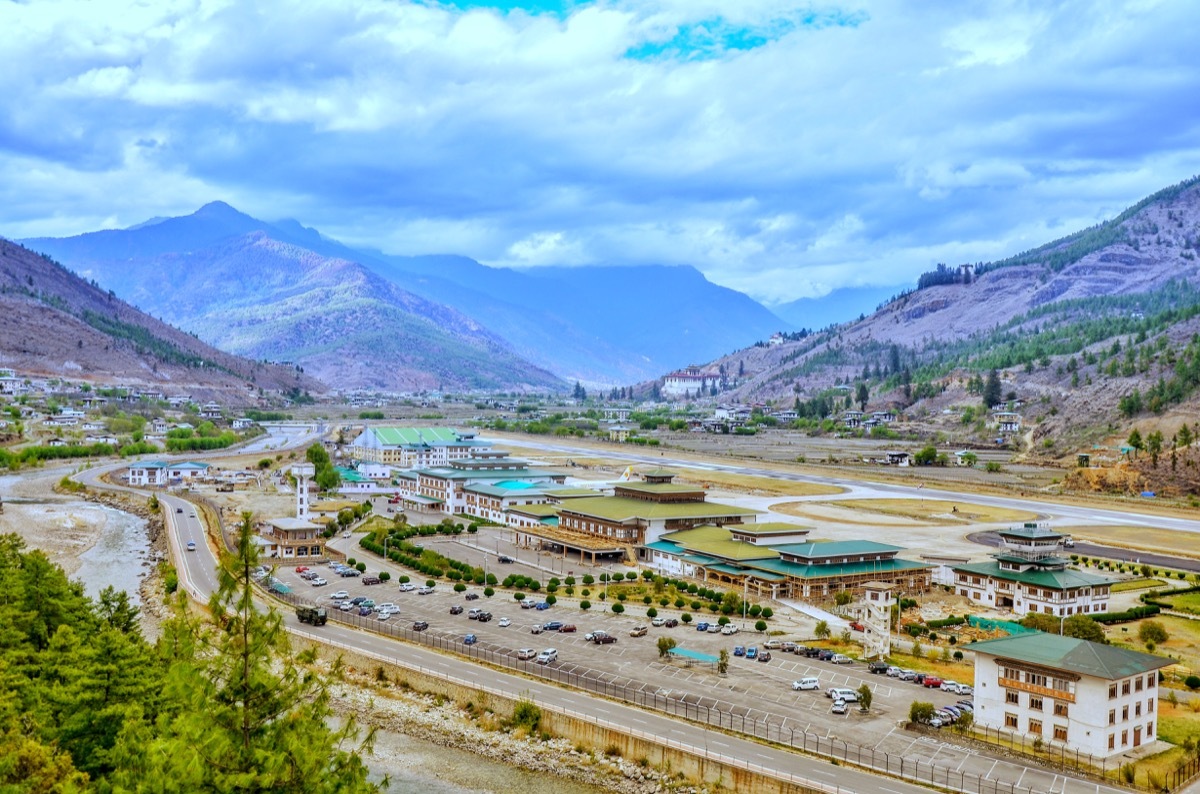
[2,0,1199,306]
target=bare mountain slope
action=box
[0,238,321,402]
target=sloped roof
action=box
[774,540,903,559]
[368,427,465,447]
[558,496,758,523]
[953,561,1113,590]
[970,634,1171,680]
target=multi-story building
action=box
[952,524,1113,617]
[126,461,210,486]
[972,633,1169,758]
[395,453,566,516]
[349,426,487,467]
[661,366,720,399]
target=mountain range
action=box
[0,238,320,402]
[21,203,788,391]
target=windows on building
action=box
[1123,706,1129,721]
[1136,677,1144,692]
[1053,702,1069,717]
[1005,713,1018,729]
[1109,709,1116,725]
[1029,719,1042,735]
[1006,691,1020,705]
[1122,680,1132,696]
[1053,725,1068,742]
[1109,683,1118,699]
[1029,697,1043,711]
[1135,703,1142,718]
[1108,734,1116,750]
[1122,730,1129,747]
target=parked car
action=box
[923,676,944,688]
[517,648,537,660]
[868,661,891,674]
[722,625,739,635]
[399,583,416,592]
[520,600,537,609]
[559,624,577,633]
[340,569,360,577]
[465,592,480,601]
[763,639,783,650]
[885,665,902,677]
[940,681,960,693]
[530,625,544,635]
[535,601,551,610]
[449,605,464,615]
[745,647,758,660]
[360,600,375,609]
[376,602,398,614]
[956,684,974,696]
[733,645,745,657]
[664,619,679,628]
[792,677,820,691]
[695,622,710,632]
[830,699,848,715]
[651,616,667,627]
[817,649,835,661]
[757,651,772,662]
[542,621,564,632]
[311,577,328,587]
[330,590,350,600]
[361,576,381,586]
[899,669,917,681]
[706,623,721,633]
[826,687,859,702]
[780,641,796,652]
[468,608,483,619]
[477,612,493,622]
[535,649,558,664]
[849,621,864,632]
[357,606,373,616]
[463,634,478,645]
[831,654,853,665]
[412,621,429,631]
[417,586,435,595]
[351,597,367,605]
[584,630,607,641]
[339,602,353,611]
[802,646,821,658]
[377,610,392,621]
[294,565,309,573]
[629,625,648,637]
[593,634,617,645]
[498,617,512,627]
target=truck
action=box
[296,605,327,626]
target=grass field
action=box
[1069,525,1200,559]
[1105,615,1200,679]
[827,499,1037,525]
[671,470,845,497]
[1111,578,1168,593]
[1160,592,1200,616]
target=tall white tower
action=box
[857,582,896,659]
[291,463,316,519]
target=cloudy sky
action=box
[2,0,1198,306]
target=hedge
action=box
[1090,605,1161,624]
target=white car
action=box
[498,617,511,627]
[830,699,848,715]
[721,624,739,635]
[186,541,196,551]
[376,602,398,614]
[940,681,960,693]
[330,590,350,600]
[311,577,328,587]
[956,684,974,696]
[651,616,666,627]
[536,648,558,664]
[792,678,820,691]
[399,583,416,592]
[339,602,354,611]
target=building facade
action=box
[349,426,487,467]
[972,634,1169,758]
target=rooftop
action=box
[559,495,759,523]
[971,634,1172,680]
[954,561,1113,590]
[774,540,904,559]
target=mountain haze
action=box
[23,203,788,388]
[0,237,319,401]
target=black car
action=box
[664,618,679,628]
[757,651,772,662]
[498,555,514,563]
[412,621,429,631]
[817,649,835,661]
[450,605,464,615]
[350,596,367,606]
[465,592,480,601]
[803,646,822,658]
[542,621,564,631]
[477,612,493,622]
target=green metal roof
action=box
[558,496,758,523]
[616,482,704,495]
[682,539,779,561]
[335,467,369,483]
[505,503,560,517]
[463,483,548,498]
[545,487,603,498]
[727,522,812,535]
[747,557,931,580]
[953,561,1113,590]
[369,427,463,446]
[970,634,1172,679]
[774,540,904,559]
[404,494,444,505]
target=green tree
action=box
[1062,614,1105,643]
[909,701,935,724]
[1139,621,1169,645]
[717,649,729,675]
[982,368,1002,409]
[814,620,831,639]
[657,637,677,659]
[855,382,869,411]
[856,683,873,712]
[1147,430,1164,467]
[1127,428,1144,458]
[110,513,379,793]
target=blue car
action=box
[535,601,551,610]
[733,645,745,657]
[696,622,709,631]
[463,634,478,645]
[746,647,758,660]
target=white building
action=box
[349,426,486,467]
[126,461,210,486]
[662,366,719,399]
[971,633,1170,758]
[953,524,1112,617]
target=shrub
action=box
[646,607,658,618]
[511,699,541,732]
[484,587,494,597]
[1185,675,1200,691]
[612,603,624,614]
[347,557,357,566]
[545,595,557,605]
[760,607,773,619]
[454,582,467,593]
[514,592,525,601]
[755,619,768,632]
[681,613,692,624]
[580,600,591,611]
[953,650,964,661]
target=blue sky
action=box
[2,0,1199,306]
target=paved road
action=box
[968,531,1200,574]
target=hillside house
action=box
[662,366,720,399]
[993,411,1022,434]
[842,410,864,428]
[607,425,631,443]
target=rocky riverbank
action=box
[331,669,717,794]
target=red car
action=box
[559,624,577,633]
[849,621,864,632]
[923,676,944,688]
[294,566,309,573]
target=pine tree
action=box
[110,515,379,793]
[982,369,1002,409]
[855,382,869,411]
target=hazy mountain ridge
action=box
[23,202,789,387]
[0,238,320,401]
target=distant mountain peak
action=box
[193,200,250,220]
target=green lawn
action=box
[1161,591,1200,615]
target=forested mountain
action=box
[0,237,320,402]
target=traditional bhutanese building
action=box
[349,426,487,467]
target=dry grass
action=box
[670,470,845,497]
[827,499,1036,525]
[1068,525,1200,560]
[1105,615,1200,677]
[882,650,973,679]
[768,502,920,526]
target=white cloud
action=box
[1,0,1198,306]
